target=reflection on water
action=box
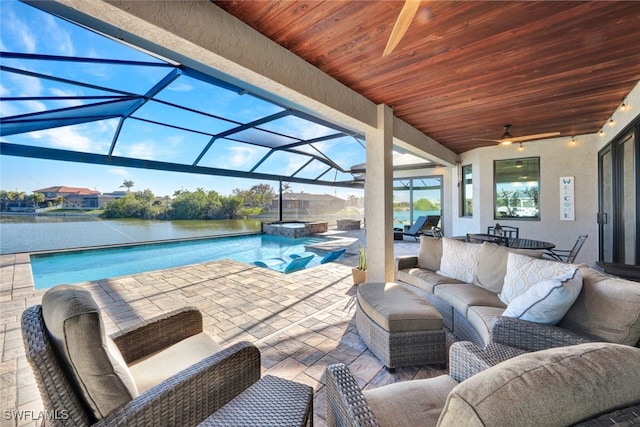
[0,215,262,254]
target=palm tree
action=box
[281,182,293,193]
[30,192,45,210]
[120,180,135,193]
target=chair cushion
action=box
[499,252,580,304]
[41,285,138,420]
[364,374,458,427]
[128,331,222,393]
[357,282,442,332]
[438,343,640,427]
[474,243,543,293]
[503,269,583,325]
[437,238,482,283]
[559,266,640,345]
[417,236,442,271]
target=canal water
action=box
[0,215,263,254]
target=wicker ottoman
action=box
[356,282,446,371]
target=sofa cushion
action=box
[438,343,640,427]
[397,268,464,294]
[500,252,579,304]
[434,283,505,318]
[128,331,222,393]
[474,243,543,293]
[437,238,482,283]
[41,285,138,420]
[503,269,583,325]
[357,282,442,332]
[558,266,640,346]
[466,306,506,346]
[364,374,458,427]
[417,236,443,271]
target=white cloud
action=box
[30,126,93,151]
[227,146,261,167]
[168,81,194,92]
[42,14,74,56]
[121,142,155,159]
[108,168,131,178]
[49,88,84,108]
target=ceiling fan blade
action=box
[383,0,421,57]
[471,138,503,143]
[508,132,561,143]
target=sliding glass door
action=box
[598,121,639,264]
[393,176,442,230]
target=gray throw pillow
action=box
[416,236,443,271]
[42,285,138,420]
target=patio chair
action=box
[544,234,588,263]
[466,233,509,246]
[487,223,519,239]
[254,254,315,273]
[291,248,345,264]
[21,285,313,426]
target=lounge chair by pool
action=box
[254,254,315,273]
[291,248,346,264]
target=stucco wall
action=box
[453,135,599,265]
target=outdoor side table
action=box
[197,375,313,426]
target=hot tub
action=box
[262,221,328,238]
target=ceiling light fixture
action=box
[517,142,525,151]
[609,117,615,127]
[599,129,605,137]
[621,102,627,112]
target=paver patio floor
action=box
[0,229,452,426]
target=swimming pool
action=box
[30,234,329,289]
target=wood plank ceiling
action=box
[212,1,640,154]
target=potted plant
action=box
[352,245,367,285]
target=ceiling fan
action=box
[473,124,561,145]
[383,0,422,57]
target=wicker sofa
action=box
[395,236,640,349]
[326,342,640,427]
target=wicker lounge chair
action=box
[22,285,313,426]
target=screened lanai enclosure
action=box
[1,1,440,223]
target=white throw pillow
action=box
[500,252,579,304]
[437,237,482,283]
[503,269,583,325]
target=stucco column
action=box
[365,104,395,282]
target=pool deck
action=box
[0,228,451,427]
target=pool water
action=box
[30,234,328,289]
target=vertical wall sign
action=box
[560,176,575,221]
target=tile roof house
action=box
[34,186,102,208]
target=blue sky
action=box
[0,1,365,199]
